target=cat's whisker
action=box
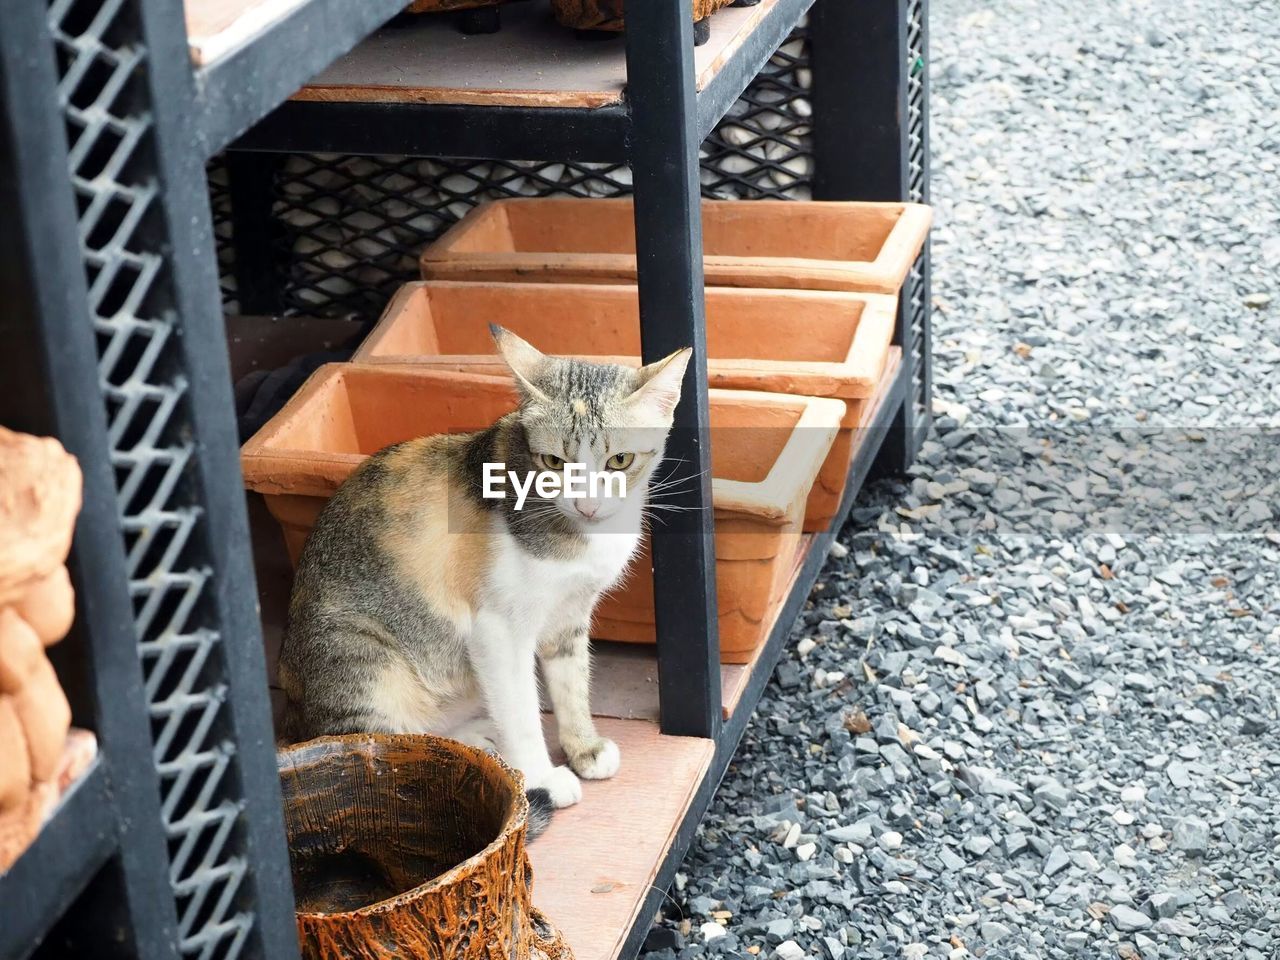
[646,472,710,499]
[650,478,711,499]
[649,465,709,487]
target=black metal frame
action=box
[0,0,929,954]
[1,0,296,955]
[625,2,723,739]
[813,0,933,473]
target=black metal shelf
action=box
[193,0,410,158]
[229,0,815,162]
[0,761,116,960]
[2,0,929,953]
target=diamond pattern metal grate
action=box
[211,28,813,319]
[49,0,255,955]
[904,0,931,426]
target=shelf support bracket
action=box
[625,0,723,740]
[812,0,933,475]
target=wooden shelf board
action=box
[0,759,116,960]
[530,715,714,960]
[292,0,783,108]
[186,0,313,66]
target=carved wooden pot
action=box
[278,735,572,960]
[400,0,518,36]
[404,0,509,12]
[549,0,752,43]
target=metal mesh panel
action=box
[273,155,635,317]
[211,26,813,319]
[48,0,254,955]
[700,32,811,201]
[906,0,926,204]
[209,162,240,315]
[904,0,930,425]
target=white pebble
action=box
[1114,843,1138,868]
[783,822,801,849]
[1120,785,1146,804]
[880,830,904,850]
[700,921,726,942]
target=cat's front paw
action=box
[568,737,620,780]
[531,765,582,808]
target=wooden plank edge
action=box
[292,84,623,109]
[188,0,314,66]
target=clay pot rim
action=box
[242,365,843,523]
[353,281,899,399]
[422,198,929,264]
[277,732,530,919]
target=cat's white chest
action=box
[524,531,639,598]
[488,529,640,635]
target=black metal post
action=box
[0,0,301,954]
[226,152,285,315]
[126,1,302,956]
[811,0,932,477]
[625,0,722,739]
[0,4,180,956]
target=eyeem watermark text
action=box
[482,463,626,510]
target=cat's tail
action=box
[525,788,555,841]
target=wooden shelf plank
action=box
[292,0,785,108]
[0,759,116,960]
[529,716,714,960]
[186,0,313,66]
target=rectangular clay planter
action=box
[593,388,844,661]
[240,366,843,662]
[806,345,902,531]
[356,282,895,398]
[419,198,933,295]
[352,280,895,530]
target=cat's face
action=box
[492,326,691,528]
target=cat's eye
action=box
[537,453,565,471]
[606,452,635,471]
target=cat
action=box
[277,324,691,835]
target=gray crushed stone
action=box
[639,0,1280,957]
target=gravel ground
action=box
[640,1,1280,958]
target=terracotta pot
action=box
[592,388,844,661]
[0,427,96,873]
[240,366,843,661]
[351,281,896,531]
[278,734,571,959]
[420,198,933,295]
[806,346,903,531]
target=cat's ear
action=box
[628,348,692,420]
[491,324,550,403]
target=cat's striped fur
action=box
[278,326,690,835]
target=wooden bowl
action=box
[278,734,572,959]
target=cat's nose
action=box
[575,500,600,519]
